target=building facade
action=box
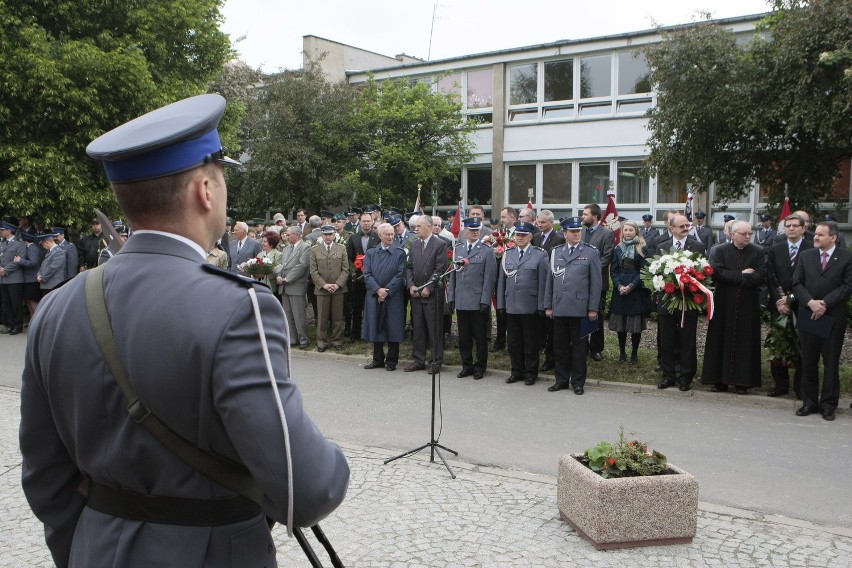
[306,14,851,234]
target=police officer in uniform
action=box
[640,214,659,248]
[53,227,80,283]
[545,217,602,395]
[0,220,26,334]
[449,217,497,380]
[692,211,713,253]
[497,221,549,385]
[35,232,66,292]
[19,94,349,568]
[755,214,777,250]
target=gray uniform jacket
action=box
[693,225,713,253]
[0,237,25,284]
[448,241,497,310]
[276,240,311,296]
[496,246,549,314]
[18,242,45,283]
[20,233,349,568]
[640,226,660,243]
[58,239,79,280]
[37,245,66,290]
[228,237,262,275]
[544,243,602,317]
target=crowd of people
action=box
[195,202,849,420]
[3,197,849,419]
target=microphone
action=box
[452,258,469,269]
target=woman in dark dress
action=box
[608,220,652,363]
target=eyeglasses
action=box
[784,224,803,229]
[734,231,753,236]
[676,224,690,229]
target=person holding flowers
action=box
[651,214,708,391]
[255,230,283,293]
[608,220,652,364]
[700,220,767,394]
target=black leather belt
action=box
[86,482,262,526]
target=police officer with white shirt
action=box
[449,217,497,380]
[497,221,549,385]
[545,217,602,395]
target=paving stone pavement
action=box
[2,387,850,567]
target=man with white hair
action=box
[228,221,261,276]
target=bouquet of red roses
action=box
[641,249,715,323]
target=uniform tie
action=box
[821,252,829,271]
[467,243,471,254]
[568,246,575,256]
[519,248,524,261]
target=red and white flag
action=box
[450,200,465,239]
[603,191,622,244]
[778,196,791,231]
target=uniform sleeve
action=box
[496,262,506,310]
[536,254,549,312]
[212,290,349,528]
[481,249,497,305]
[20,317,87,568]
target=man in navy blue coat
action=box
[362,223,407,371]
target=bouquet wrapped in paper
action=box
[641,249,715,323]
[243,255,275,277]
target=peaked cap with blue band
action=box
[86,94,240,183]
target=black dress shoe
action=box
[404,363,425,372]
[629,354,638,364]
[795,406,817,416]
[540,362,554,372]
[591,352,603,362]
[710,384,729,393]
[822,410,835,421]
[679,384,691,392]
[385,364,396,372]
[316,346,326,352]
[657,380,675,389]
[524,378,536,386]
[8,328,21,336]
[547,384,564,392]
[473,372,484,380]
[618,353,627,363]
[457,370,474,378]
[574,387,584,395]
[364,361,385,370]
[506,375,520,384]
[767,389,788,397]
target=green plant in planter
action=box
[583,427,668,479]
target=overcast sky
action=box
[220,0,772,72]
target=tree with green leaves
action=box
[643,0,852,215]
[0,0,233,228]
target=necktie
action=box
[421,240,426,252]
[519,248,524,261]
[237,240,242,253]
[568,246,575,256]
[789,245,797,267]
[675,240,682,251]
[541,233,548,247]
[327,244,332,253]
[467,243,471,254]
[821,252,829,271]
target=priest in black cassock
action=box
[361,222,407,371]
[701,220,767,394]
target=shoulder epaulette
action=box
[553,243,566,250]
[532,245,545,252]
[201,263,269,289]
[585,243,598,249]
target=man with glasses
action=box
[765,214,812,398]
[653,214,705,391]
[700,221,766,394]
[497,221,549,385]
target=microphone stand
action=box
[384,263,461,478]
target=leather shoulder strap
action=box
[84,265,263,504]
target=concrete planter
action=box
[557,453,698,550]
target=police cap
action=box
[513,221,535,234]
[559,216,583,230]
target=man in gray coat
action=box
[35,233,66,292]
[228,220,262,276]
[53,227,79,283]
[19,94,349,568]
[0,220,26,334]
[497,221,549,385]
[545,217,602,395]
[449,217,497,380]
[276,226,312,349]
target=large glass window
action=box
[437,73,462,99]
[543,163,572,204]
[580,55,611,99]
[579,162,610,203]
[467,69,493,109]
[657,176,687,204]
[508,165,536,205]
[466,168,492,206]
[617,52,651,95]
[617,161,649,204]
[509,63,537,105]
[544,59,573,102]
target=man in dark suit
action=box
[765,213,812,397]
[405,215,449,373]
[347,211,380,340]
[791,220,852,421]
[20,94,348,567]
[532,209,565,371]
[654,214,706,391]
[228,221,261,276]
[581,203,614,361]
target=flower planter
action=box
[557,453,698,550]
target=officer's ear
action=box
[190,165,220,215]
